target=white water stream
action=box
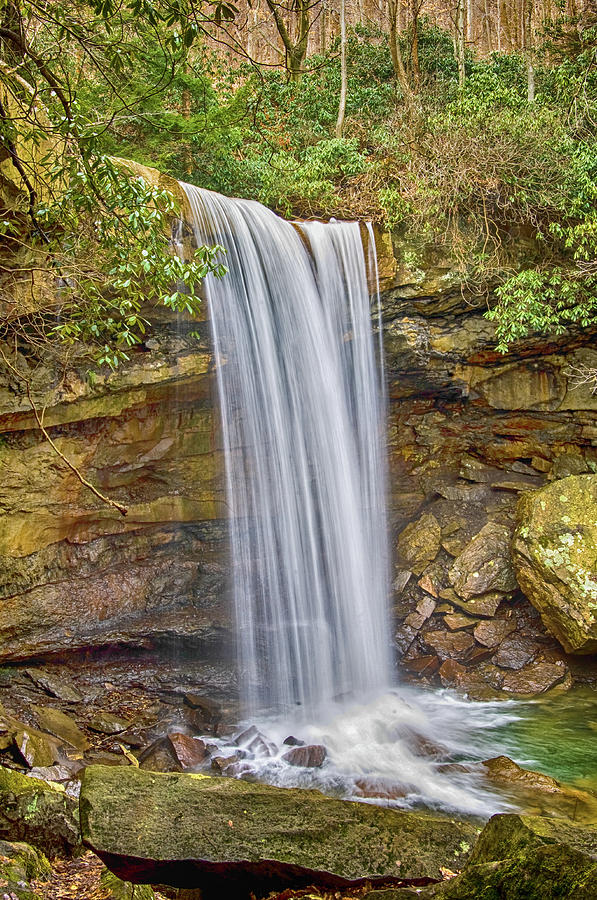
[180,183,512,815]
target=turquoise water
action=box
[493,687,597,791]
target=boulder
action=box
[0,839,50,900]
[0,765,79,856]
[167,734,209,770]
[481,757,597,824]
[501,660,567,695]
[513,475,597,653]
[79,766,479,898]
[281,744,326,768]
[448,523,517,601]
[429,813,597,899]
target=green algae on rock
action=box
[0,839,50,900]
[79,766,479,898]
[513,475,597,653]
[0,765,80,856]
[401,814,597,900]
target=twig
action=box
[0,345,128,516]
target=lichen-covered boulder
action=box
[513,475,597,653]
[80,766,479,899]
[0,765,80,856]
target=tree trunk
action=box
[335,0,347,137]
[456,0,466,94]
[410,0,420,91]
[523,0,534,101]
[388,0,414,107]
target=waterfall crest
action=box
[181,184,391,718]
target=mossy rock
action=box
[0,765,80,856]
[0,839,50,898]
[100,867,156,899]
[80,766,478,899]
[426,814,597,900]
[513,475,597,653]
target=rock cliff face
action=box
[1,180,596,698]
[383,237,597,696]
[0,314,230,662]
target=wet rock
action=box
[465,645,496,666]
[513,475,597,653]
[402,656,441,677]
[138,738,182,773]
[449,664,505,701]
[393,570,412,593]
[182,694,221,732]
[32,707,90,752]
[493,635,537,670]
[443,613,477,631]
[448,523,517,600]
[404,597,437,632]
[14,729,60,769]
[282,736,304,747]
[282,744,327,768]
[234,726,276,757]
[438,660,466,686]
[28,764,80,783]
[423,630,475,661]
[0,765,79,856]
[24,670,82,703]
[210,754,243,774]
[167,734,208,769]
[88,712,132,735]
[481,757,597,823]
[79,765,479,895]
[440,588,502,618]
[501,660,567,695]
[396,513,441,575]
[473,618,516,648]
[552,452,588,479]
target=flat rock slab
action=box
[80,766,479,899]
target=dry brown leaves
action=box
[30,851,169,900]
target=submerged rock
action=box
[481,756,597,824]
[0,765,79,856]
[513,475,597,653]
[79,765,478,898]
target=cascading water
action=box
[181,183,390,719]
[180,182,514,815]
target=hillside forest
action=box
[0,0,596,373]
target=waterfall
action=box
[181,184,391,719]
